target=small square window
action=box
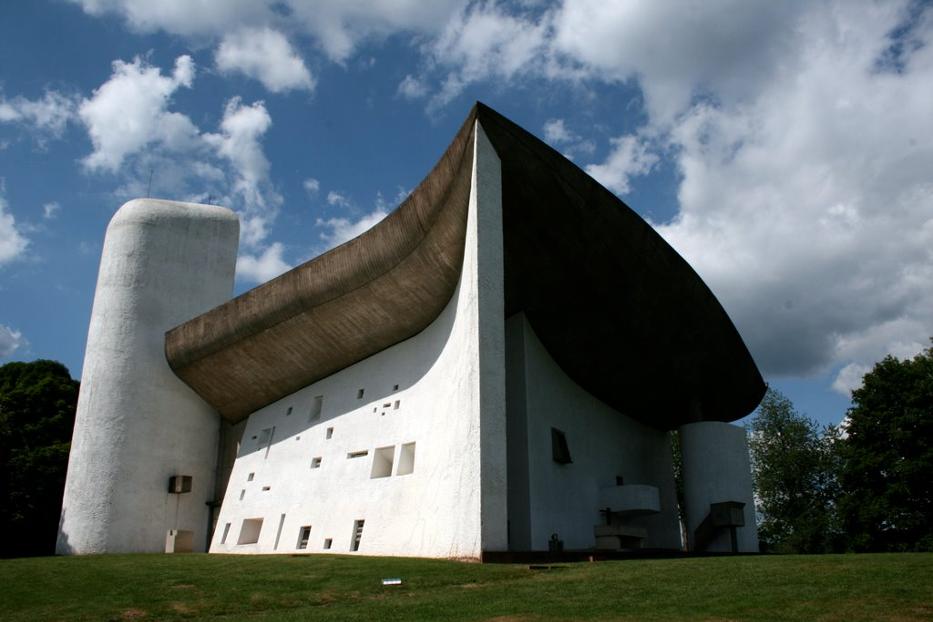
[370,446,395,478]
[311,456,322,469]
[237,518,263,545]
[551,427,572,464]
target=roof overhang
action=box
[165,103,765,428]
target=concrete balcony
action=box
[598,484,661,516]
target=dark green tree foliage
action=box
[838,345,933,552]
[0,360,78,557]
[669,430,687,548]
[749,389,841,553]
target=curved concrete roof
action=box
[166,103,765,428]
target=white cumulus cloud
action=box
[79,55,198,172]
[586,134,658,195]
[326,191,350,208]
[426,2,549,110]
[42,201,60,220]
[216,27,315,93]
[654,2,933,378]
[0,324,24,357]
[236,241,292,283]
[0,189,29,266]
[397,74,429,99]
[303,177,320,195]
[316,209,387,251]
[204,97,281,247]
[70,0,465,64]
[542,118,596,160]
[0,90,77,137]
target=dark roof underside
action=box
[165,103,765,428]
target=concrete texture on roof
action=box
[165,103,765,429]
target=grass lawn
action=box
[0,552,931,621]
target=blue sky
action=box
[3,1,932,427]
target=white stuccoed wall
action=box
[505,313,683,551]
[210,122,507,559]
[679,421,759,552]
[57,199,238,554]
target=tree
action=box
[837,344,933,552]
[749,389,841,553]
[0,360,79,557]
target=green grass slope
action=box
[0,553,931,621]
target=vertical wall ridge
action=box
[473,121,508,553]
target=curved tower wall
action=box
[679,421,758,552]
[57,199,239,554]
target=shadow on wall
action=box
[234,275,462,461]
[55,508,72,555]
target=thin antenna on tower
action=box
[146,168,154,198]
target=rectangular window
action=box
[262,485,271,491]
[326,427,333,440]
[350,519,365,552]
[370,446,395,478]
[247,472,254,482]
[310,395,324,422]
[323,538,332,550]
[551,427,572,464]
[220,522,231,544]
[347,450,368,459]
[239,489,245,500]
[310,456,322,469]
[394,400,400,410]
[286,406,293,416]
[397,442,416,476]
[357,388,365,399]
[297,526,311,550]
[237,518,263,545]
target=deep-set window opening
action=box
[551,427,572,464]
[297,526,311,550]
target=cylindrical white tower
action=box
[679,421,759,553]
[57,199,239,554]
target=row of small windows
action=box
[278,383,403,423]
[241,442,416,499]
[252,391,406,460]
[220,517,365,552]
[308,442,416,477]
